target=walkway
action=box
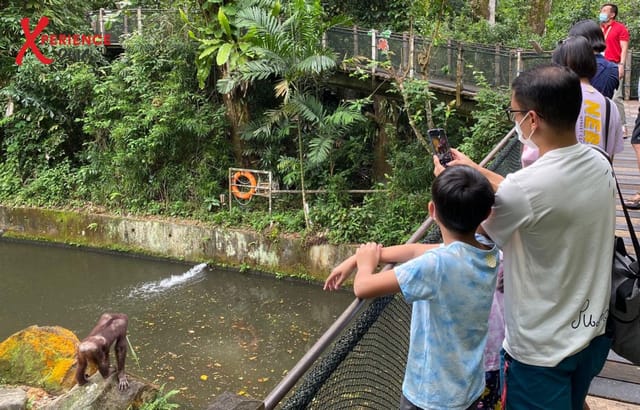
[586,99,640,410]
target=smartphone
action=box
[428,128,453,167]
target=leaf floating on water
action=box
[257,377,269,383]
[200,375,208,381]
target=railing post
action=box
[371,29,377,77]
[409,32,415,79]
[322,32,327,49]
[456,42,463,107]
[494,45,501,87]
[352,25,358,56]
[516,48,523,77]
[99,8,105,38]
[624,49,632,100]
[137,7,142,34]
[447,39,453,79]
[402,32,408,72]
[371,29,377,61]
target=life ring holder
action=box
[231,171,258,200]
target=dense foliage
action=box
[3,0,635,245]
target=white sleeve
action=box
[481,176,532,248]
[606,99,624,155]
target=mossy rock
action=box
[0,325,79,394]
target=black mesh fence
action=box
[278,136,523,409]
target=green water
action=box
[0,238,354,408]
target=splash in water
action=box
[129,263,208,297]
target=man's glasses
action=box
[505,107,529,122]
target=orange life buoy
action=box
[231,171,257,200]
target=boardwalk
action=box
[586,99,640,409]
[615,99,640,248]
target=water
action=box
[0,238,354,408]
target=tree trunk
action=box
[470,0,490,20]
[371,96,392,182]
[528,0,552,36]
[222,91,247,166]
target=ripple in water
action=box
[128,263,208,298]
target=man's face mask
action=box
[599,12,609,23]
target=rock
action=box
[0,326,78,394]
[42,372,158,410]
[0,387,27,410]
[206,391,264,410]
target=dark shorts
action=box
[500,334,611,410]
[399,392,483,410]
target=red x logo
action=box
[16,16,54,65]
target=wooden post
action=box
[123,13,128,35]
[137,7,142,34]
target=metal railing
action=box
[89,9,640,99]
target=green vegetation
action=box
[134,384,180,410]
[2,0,638,245]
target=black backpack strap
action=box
[590,145,640,256]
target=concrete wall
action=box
[0,206,355,282]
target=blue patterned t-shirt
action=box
[395,239,499,409]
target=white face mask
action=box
[515,112,538,151]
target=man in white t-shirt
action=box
[438,64,615,409]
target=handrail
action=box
[262,129,518,409]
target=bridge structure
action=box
[88,7,640,103]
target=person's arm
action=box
[353,242,401,298]
[323,242,438,291]
[619,39,629,78]
[433,149,504,191]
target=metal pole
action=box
[409,32,414,79]
[99,8,105,38]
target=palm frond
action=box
[296,55,337,75]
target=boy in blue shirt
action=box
[325,165,499,409]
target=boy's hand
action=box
[356,242,382,274]
[324,255,356,291]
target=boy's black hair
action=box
[512,64,582,132]
[552,36,597,79]
[569,20,606,53]
[431,165,494,234]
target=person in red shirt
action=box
[600,3,629,133]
